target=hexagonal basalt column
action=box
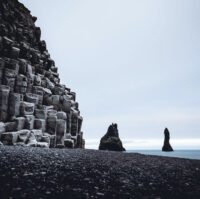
[0,85,10,122]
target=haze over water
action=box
[127,150,200,160]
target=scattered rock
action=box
[0,147,193,199]
[64,139,74,148]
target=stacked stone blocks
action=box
[0,0,84,148]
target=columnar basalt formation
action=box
[99,123,125,151]
[0,0,84,148]
[162,128,173,152]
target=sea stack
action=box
[0,0,84,148]
[162,128,173,152]
[99,123,125,151]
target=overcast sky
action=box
[20,0,200,149]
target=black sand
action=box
[0,146,199,199]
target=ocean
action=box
[126,150,200,160]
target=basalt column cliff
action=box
[0,0,84,148]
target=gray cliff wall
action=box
[0,0,84,148]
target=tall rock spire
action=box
[162,128,173,152]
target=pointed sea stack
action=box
[162,128,173,151]
[99,123,125,151]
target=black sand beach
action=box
[0,146,199,199]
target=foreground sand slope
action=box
[0,146,199,199]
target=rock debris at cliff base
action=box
[0,146,200,199]
[0,0,84,148]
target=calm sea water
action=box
[126,150,200,160]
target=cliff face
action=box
[0,0,84,148]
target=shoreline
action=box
[125,149,200,160]
[0,146,200,198]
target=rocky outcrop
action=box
[0,0,84,148]
[99,123,125,151]
[162,128,173,152]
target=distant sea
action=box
[126,150,200,160]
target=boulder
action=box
[51,95,60,110]
[20,101,35,116]
[18,129,30,142]
[25,131,37,147]
[56,119,66,146]
[64,139,74,148]
[40,135,50,145]
[26,64,33,78]
[99,123,125,151]
[34,75,42,86]
[71,135,77,147]
[0,122,6,136]
[10,46,20,59]
[3,77,15,92]
[0,85,10,121]
[14,142,26,147]
[34,109,47,119]
[0,58,5,70]
[31,129,43,142]
[25,93,39,104]
[18,59,27,75]
[35,91,43,105]
[1,131,19,145]
[47,109,57,117]
[5,122,17,132]
[37,142,49,148]
[0,70,3,85]
[15,117,26,131]
[61,95,71,112]
[46,115,57,135]
[56,144,65,148]
[78,116,83,133]
[26,75,34,93]
[25,115,35,130]
[162,128,173,152]
[15,74,27,94]
[77,132,83,148]
[57,111,67,120]
[8,93,21,118]
[70,112,78,136]
[7,59,19,75]
[34,119,46,132]
[53,85,65,95]
[65,133,71,139]
[49,135,56,148]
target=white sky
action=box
[20,0,200,149]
